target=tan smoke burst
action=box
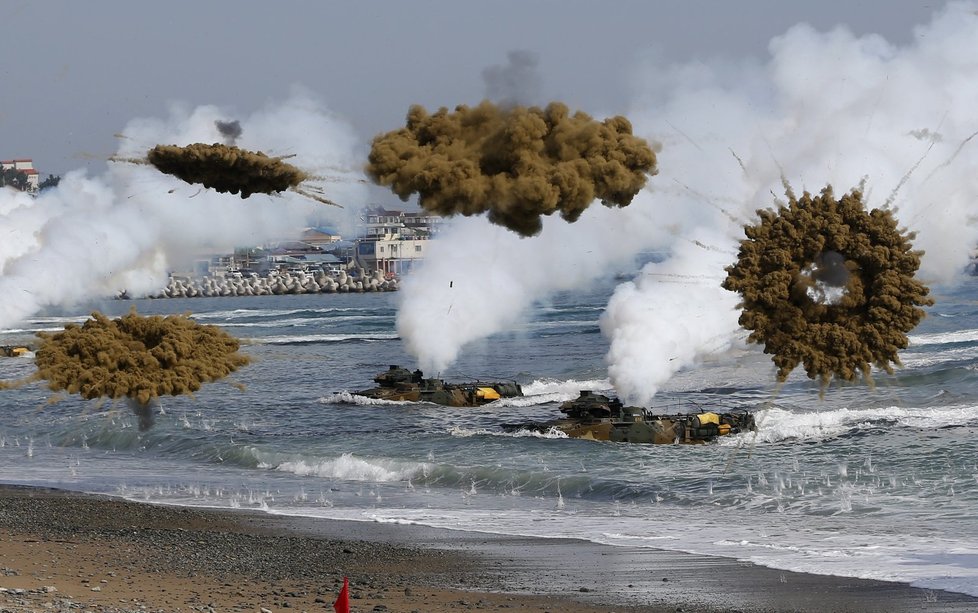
[113,143,340,206]
[367,101,658,236]
[722,186,933,388]
[32,309,250,405]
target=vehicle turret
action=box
[373,365,416,387]
[559,391,622,419]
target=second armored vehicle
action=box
[504,390,755,444]
[354,365,524,407]
[0,345,31,358]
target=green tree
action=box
[38,174,61,190]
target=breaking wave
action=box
[253,333,399,345]
[318,392,412,406]
[446,425,568,439]
[493,377,612,408]
[909,328,978,346]
[273,452,425,482]
[727,403,978,445]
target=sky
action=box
[1,0,940,179]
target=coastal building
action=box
[301,226,342,247]
[402,210,444,237]
[263,241,346,273]
[187,241,348,278]
[169,207,439,281]
[355,236,428,276]
[354,206,442,275]
[362,207,444,239]
[1,159,40,191]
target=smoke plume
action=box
[399,2,978,403]
[143,143,313,200]
[0,90,366,330]
[33,309,249,405]
[366,100,657,236]
[396,197,675,374]
[215,119,242,144]
[600,228,744,405]
[482,50,543,107]
[722,186,932,386]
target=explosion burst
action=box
[367,100,657,236]
[114,143,341,206]
[722,185,933,387]
[0,310,251,429]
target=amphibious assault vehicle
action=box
[504,390,755,444]
[0,345,31,358]
[355,365,524,407]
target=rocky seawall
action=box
[145,268,397,299]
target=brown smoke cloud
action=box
[146,143,309,198]
[31,309,250,406]
[366,101,658,236]
[110,143,342,206]
[722,186,933,387]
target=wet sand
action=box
[0,484,975,612]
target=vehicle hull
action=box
[503,391,755,444]
[354,365,523,407]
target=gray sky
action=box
[1,0,940,179]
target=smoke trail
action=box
[0,89,366,330]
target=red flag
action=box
[333,576,350,613]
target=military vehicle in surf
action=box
[355,365,524,407]
[0,345,31,358]
[503,390,755,444]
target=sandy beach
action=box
[0,485,975,612]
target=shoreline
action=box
[2,485,977,612]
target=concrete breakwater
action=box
[147,268,398,298]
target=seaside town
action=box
[10,156,978,299]
[2,157,442,297]
[148,205,444,298]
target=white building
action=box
[356,237,428,276]
[362,207,444,239]
[354,206,442,275]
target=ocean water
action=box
[1,279,978,597]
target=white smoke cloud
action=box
[600,230,744,406]
[607,1,978,403]
[396,198,683,374]
[0,89,366,329]
[398,1,978,403]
